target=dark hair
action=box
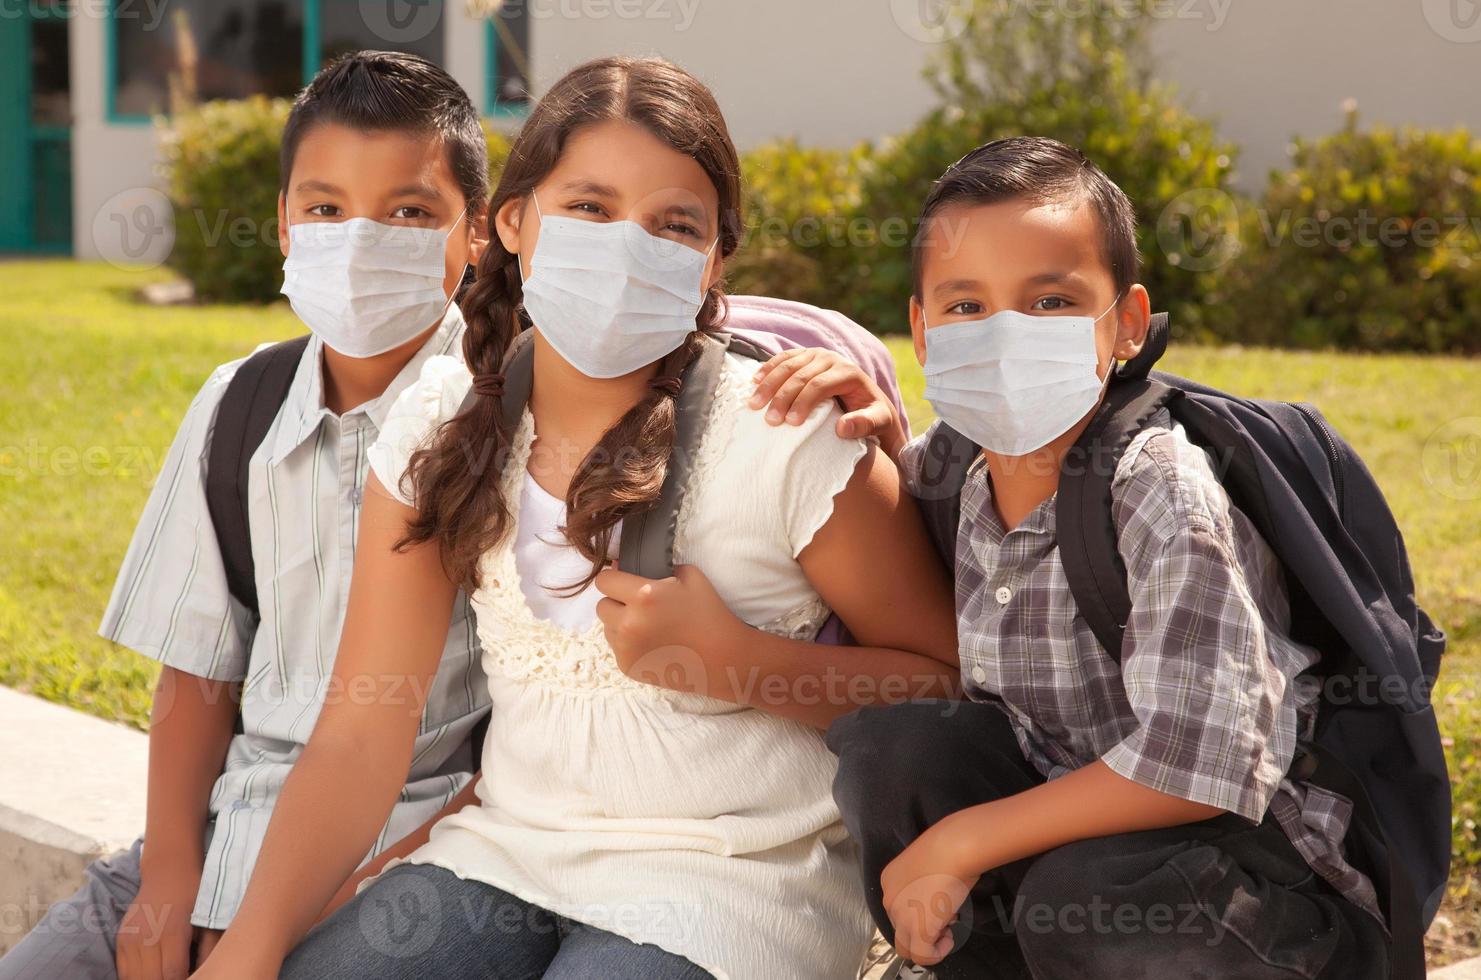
[398,56,743,594]
[912,136,1139,297]
[281,50,489,209]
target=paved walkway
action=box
[1435,957,1481,978]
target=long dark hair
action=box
[397,56,743,594]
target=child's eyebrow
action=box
[932,278,985,298]
[1025,271,1091,289]
[294,180,344,195]
[560,179,620,198]
[664,202,708,225]
[386,182,444,200]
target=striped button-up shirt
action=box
[99,305,488,929]
[900,411,1381,923]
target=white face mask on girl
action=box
[922,298,1120,457]
[280,211,465,358]
[518,193,717,379]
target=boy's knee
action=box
[1012,837,1192,979]
[827,701,963,809]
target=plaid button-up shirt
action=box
[901,411,1381,923]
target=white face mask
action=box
[922,299,1119,457]
[281,212,464,358]
[519,194,717,379]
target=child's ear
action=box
[494,195,528,262]
[277,192,289,259]
[1111,285,1153,365]
[703,252,725,294]
[466,200,492,267]
[908,295,928,367]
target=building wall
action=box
[67,0,1481,260]
[70,3,495,263]
[528,0,1481,187]
[1149,0,1481,184]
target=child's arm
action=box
[116,666,237,980]
[594,443,960,728]
[882,759,1221,965]
[749,348,908,459]
[192,475,461,978]
[314,774,481,923]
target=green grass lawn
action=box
[4,259,1480,958]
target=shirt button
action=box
[971,666,988,685]
[351,486,364,506]
[995,586,1013,604]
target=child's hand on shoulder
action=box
[749,349,906,458]
[880,817,982,967]
[594,564,745,695]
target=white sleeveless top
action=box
[366,351,874,980]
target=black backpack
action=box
[913,312,1449,980]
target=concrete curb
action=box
[0,686,147,956]
[1433,957,1481,979]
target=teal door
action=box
[0,3,72,253]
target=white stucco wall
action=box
[65,0,1481,260]
[1149,0,1481,185]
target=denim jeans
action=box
[0,839,144,980]
[826,699,1391,980]
[280,864,716,980]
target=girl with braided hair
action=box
[206,57,958,980]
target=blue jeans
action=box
[280,864,715,980]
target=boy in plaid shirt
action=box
[750,137,1388,979]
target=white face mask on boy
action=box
[922,298,1120,457]
[281,212,464,358]
[518,194,717,379]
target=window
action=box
[110,0,306,118]
[486,0,529,116]
[319,1,444,70]
[108,0,452,123]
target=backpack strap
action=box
[914,423,979,568]
[205,335,311,619]
[1115,311,1170,381]
[458,330,763,581]
[618,331,763,579]
[1055,376,1181,663]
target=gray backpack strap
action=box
[619,331,760,579]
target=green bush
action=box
[728,139,872,307]
[162,96,292,303]
[1215,111,1481,353]
[847,1,1238,337]
[162,99,517,303]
